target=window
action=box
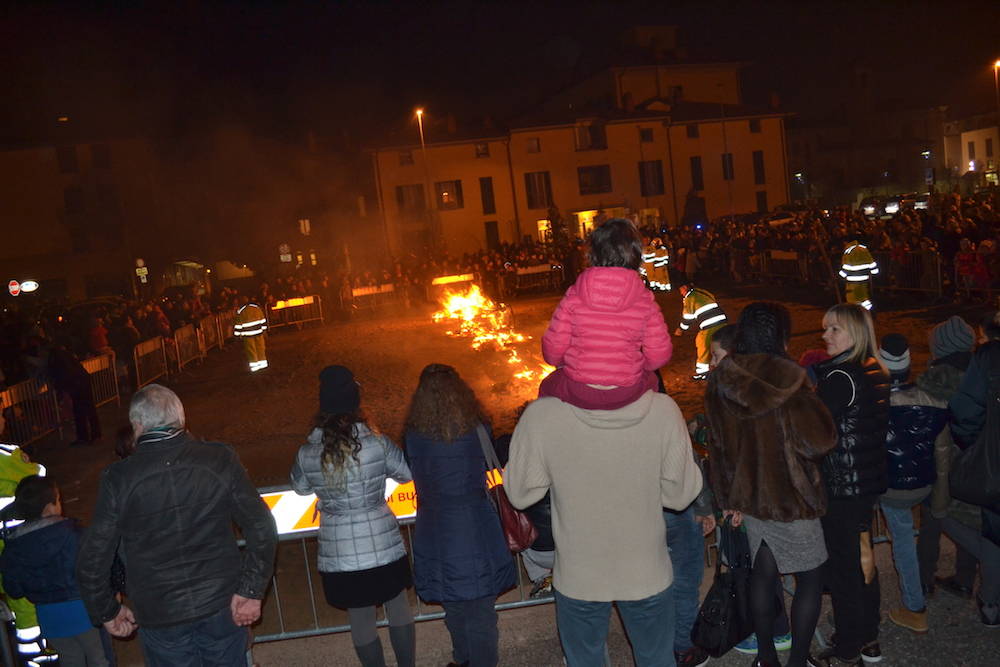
[968,141,976,160]
[987,138,994,158]
[527,137,541,153]
[91,144,112,169]
[638,160,665,197]
[475,142,490,158]
[395,184,425,213]
[575,122,607,150]
[480,177,496,215]
[690,156,704,191]
[686,124,699,139]
[721,153,735,181]
[56,145,78,173]
[752,150,766,185]
[639,128,654,143]
[524,171,552,209]
[484,220,500,249]
[577,165,612,195]
[399,150,414,166]
[96,184,124,247]
[435,180,464,210]
[749,118,762,133]
[756,190,768,213]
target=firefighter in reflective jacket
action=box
[651,239,671,291]
[0,413,55,666]
[839,240,879,311]
[673,285,728,380]
[641,239,657,288]
[234,300,268,372]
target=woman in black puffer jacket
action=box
[810,303,890,667]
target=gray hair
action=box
[129,384,185,435]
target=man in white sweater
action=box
[505,391,703,666]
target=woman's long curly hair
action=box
[316,410,366,485]
[734,301,792,356]
[405,364,485,443]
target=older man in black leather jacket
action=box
[77,384,277,665]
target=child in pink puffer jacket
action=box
[539,219,672,409]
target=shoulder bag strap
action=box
[476,424,502,471]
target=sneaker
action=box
[888,606,928,634]
[936,575,973,600]
[772,632,793,651]
[806,647,861,666]
[675,646,710,667]
[734,633,759,655]
[978,598,1000,628]
[860,641,882,664]
[529,575,553,598]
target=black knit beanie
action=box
[319,365,360,415]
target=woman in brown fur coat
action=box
[706,302,837,667]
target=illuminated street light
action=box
[993,60,1000,132]
[415,107,435,242]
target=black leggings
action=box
[750,542,823,667]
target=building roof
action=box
[510,99,787,131]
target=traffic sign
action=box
[8,280,20,296]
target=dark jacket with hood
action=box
[815,352,890,499]
[884,382,947,492]
[0,516,83,605]
[705,353,837,521]
[76,429,278,628]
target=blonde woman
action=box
[808,304,890,667]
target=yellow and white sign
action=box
[261,471,502,536]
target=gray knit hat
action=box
[878,333,910,377]
[930,316,975,360]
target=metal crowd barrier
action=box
[199,314,222,353]
[133,337,168,388]
[0,378,62,446]
[502,264,564,297]
[218,309,237,343]
[174,324,203,371]
[267,296,325,329]
[873,250,943,297]
[81,352,120,408]
[251,518,551,645]
[349,285,397,311]
[758,249,807,282]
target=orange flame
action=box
[433,285,554,381]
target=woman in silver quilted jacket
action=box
[291,365,415,667]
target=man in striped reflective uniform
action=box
[234,300,268,372]
[650,239,672,291]
[674,285,728,380]
[0,413,56,666]
[839,240,879,311]
[641,239,657,288]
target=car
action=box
[859,196,884,218]
[763,211,796,227]
[914,192,931,210]
[883,192,917,215]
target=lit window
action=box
[475,142,490,158]
[527,138,541,153]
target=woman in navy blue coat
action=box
[404,364,515,667]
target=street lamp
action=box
[993,60,1000,129]
[415,108,436,246]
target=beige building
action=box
[0,137,162,301]
[372,65,790,257]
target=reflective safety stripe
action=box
[861,300,873,310]
[700,313,727,328]
[694,302,720,317]
[17,627,41,641]
[679,321,691,330]
[869,266,879,274]
[845,275,870,282]
[842,262,877,271]
[0,443,18,454]
[249,360,269,372]
[682,312,698,320]
[838,270,848,278]
[695,362,710,373]
[235,318,268,329]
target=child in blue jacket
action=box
[0,475,109,666]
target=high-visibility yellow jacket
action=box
[641,243,657,277]
[679,288,727,332]
[839,243,879,282]
[234,303,267,337]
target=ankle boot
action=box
[353,638,386,667]
[389,622,416,667]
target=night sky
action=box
[3,0,999,146]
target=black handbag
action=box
[950,366,1000,512]
[691,521,754,657]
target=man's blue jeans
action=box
[880,500,925,612]
[555,585,675,667]
[664,506,704,652]
[138,605,248,667]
